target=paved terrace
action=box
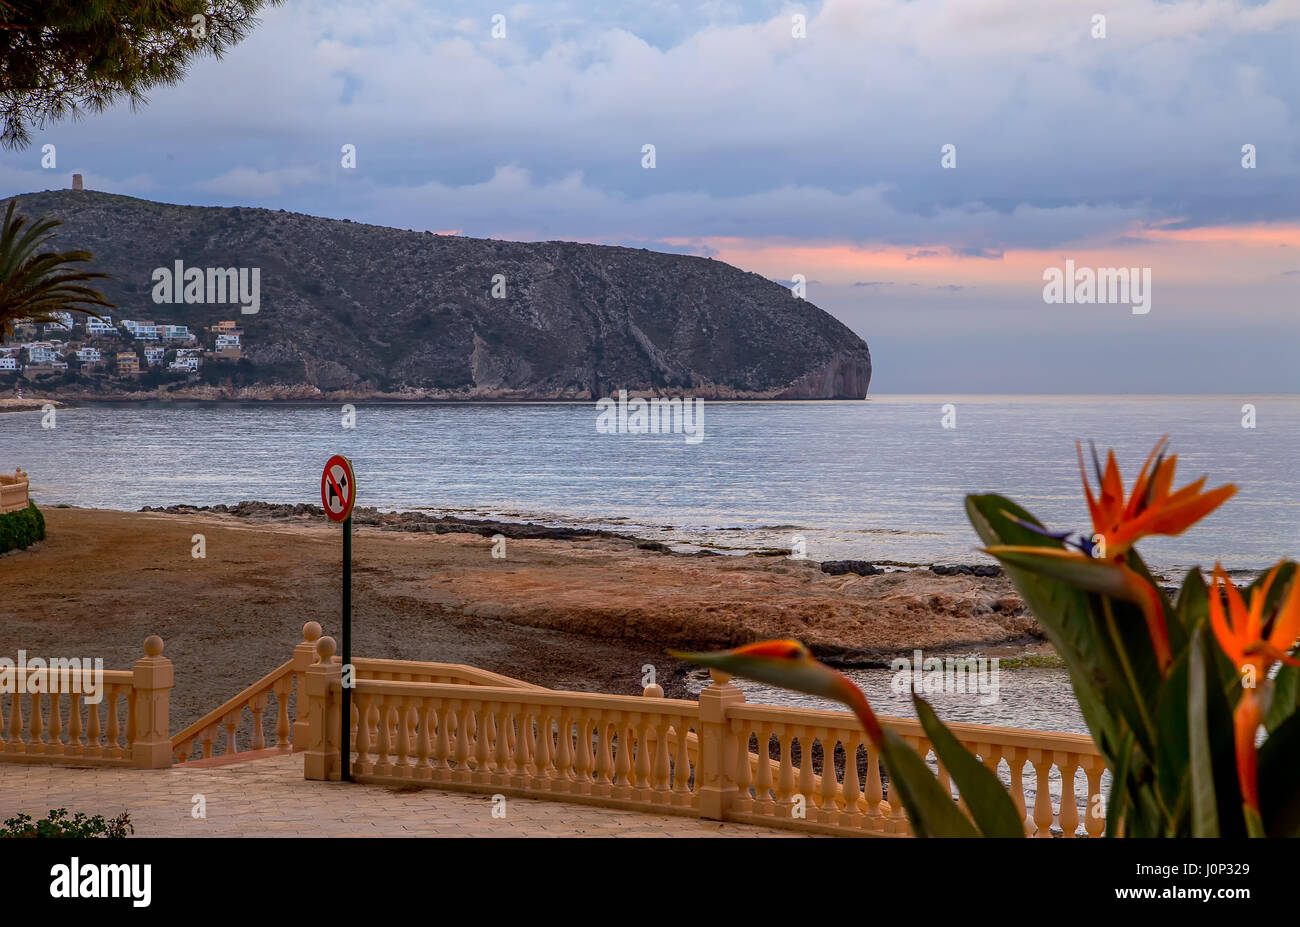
[0,751,807,838]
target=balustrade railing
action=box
[301,639,1110,838]
[0,617,1109,836]
[0,636,172,768]
[0,468,30,514]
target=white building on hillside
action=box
[121,319,161,340]
[26,343,62,364]
[85,316,116,336]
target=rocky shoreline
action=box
[139,500,1010,578]
[0,397,65,413]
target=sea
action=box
[3,394,1295,574]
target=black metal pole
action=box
[341,514,352,781]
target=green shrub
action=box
[0,501,45,553]
[0,808,133,838]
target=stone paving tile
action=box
[0,754,811,838]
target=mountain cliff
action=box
[4,189,871,399]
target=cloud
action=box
[4,0,1296,250]
[1,0,1296,391]
[196,165,323,199]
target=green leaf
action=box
[913,695,1025,837]
[1175,567,1209,636]
[1258,710,1300,837]
[1153,649,1191,828]
[876,729,979,838]
[1186,632,1219,837]
[1104,732,1135,838]
[1266,664,1299,734]
[965,494,1123,755]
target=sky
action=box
[2,0,1298,393]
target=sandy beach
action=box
[0,506,1042,731]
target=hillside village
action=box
[0,312,244,388]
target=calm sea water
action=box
[2,395,1296,572]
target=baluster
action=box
[106,688,122,758]
[574,716,594,794]
[1008,747,1029,834]
[797,732,818,814]
[1058,755,1081,837]
[653,718,674,802]
[731,721,752,813]
[820,735,840,823]
[470,707,488,780]
[249,694,267,750]
[452,704,471,781]
[634,719,653,801]
[7,688,23,753]
[1085,760,1106,837]
[511,707,532,787]
[672,718,691,806]
[839,735,862,825]
[863,740,884,830]
[754,725,774,815]
[493,708,512,784]
[530,712,551,785]
[86,697,101,757]
[774,729,797,816]
[66,692,82,756]
[426,703,443,776]
[125,688,137,761]
[613,718,632,798]
[274,676,292,749]
[553,711,574,790]
[47,690,63,755]
[883,740,909,834]
[393,697,412,778]
[449,707,470,774]
[472,706,492,783]
[374,696,393,776]
[0,689,6,750]
[353,694,371,776]
[368,697,381,758]
[1031,751,1054,837]
[28,690,44,754]
[594,717,614,795]
[220,709,239,756]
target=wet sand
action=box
[0,507,1041,731]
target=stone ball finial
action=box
[315,636,337,663]
[642,683,665,698]
[302,621,322,642]
[143,635,164,657]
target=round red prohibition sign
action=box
[320,455,357,523]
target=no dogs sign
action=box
[320,454,356,523]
